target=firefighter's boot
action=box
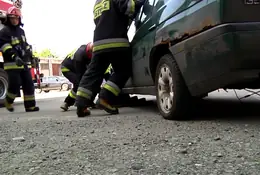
[4,99,14,112]
[96,98,119,115]
[60,102,69,111]
[25,106,40,112]
[89,101,97,109]
[77,106,91,117]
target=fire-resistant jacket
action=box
[0,25,32,70]
[61,44,91,79]
[61,44,113,79]
[93,0,145,53]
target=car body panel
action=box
[123,0,260,97]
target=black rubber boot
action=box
[96,98,119,115]
[60,102,69,111]
[77,106,91,117]
[25,106,40,112]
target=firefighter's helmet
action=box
[86,42,93,59]
[7,6,21,18]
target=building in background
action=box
[38,57,63,77]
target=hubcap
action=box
[62,84,68,90]
[0,77,8,100]
[158,65,174,113]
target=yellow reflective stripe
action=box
[7,92,16,99]
[104,64,112,74]
[103,81,120,96]
[69,90,76,99]
[93,38,130,52]
[76,91,91,99]
[11,39,20,45]
[1,43,12,52]
[61,67,70,72]
[76,87,93,99]
[24,95,35,101]
[4,65,24,70]
[125,0,135,16]
[93,43,130,52]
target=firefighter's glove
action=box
[14,56,25,67]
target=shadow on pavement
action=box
[134,98,260,122]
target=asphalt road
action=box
[0,90,260,174]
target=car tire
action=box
[61,83,69,91]
[44,90,50,93]
[155,54,191,120]
[35,88,42,94]
[0,69,8,106]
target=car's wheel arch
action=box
[149,43,172,82]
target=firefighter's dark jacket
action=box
[93,0,144,53]
[61,44,91,79]
[0,22,33,70]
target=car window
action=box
[48,77,57,82]
[139,0,155,24]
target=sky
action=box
[21,0,136,57]
[21,0,96,57]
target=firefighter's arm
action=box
[21,30,33,59]
[0,28,18,60]
[113,0,146,18]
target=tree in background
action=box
[33,49,58,58]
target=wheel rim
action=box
[158,64,174,113]
[0,76,8,100]
[62,84,68,90]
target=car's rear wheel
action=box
[0,69,8,106]
[61,83,69,91]
[35,88,42,94]
[44,90,50,93]
[155,54,191,120]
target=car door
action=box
[130,0,157,87]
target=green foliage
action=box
[33,49,58,58]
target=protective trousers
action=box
[62,71,79,106]
[5,67,36,109]
[76,48,132,107]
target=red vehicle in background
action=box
[0,0,41,105]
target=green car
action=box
[122,0,260,120]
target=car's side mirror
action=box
[56,79,59,81]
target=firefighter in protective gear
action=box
[0,6,39,112]
[75,0,145,117]
[60,42,112,111]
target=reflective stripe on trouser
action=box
[103,80,120,96]
[5,68,36,108]
[75,48,131,107]
[62,71,79,105]
[69,90,76,99]
[64,89,77,106]
[93,38,130,52]
[76,87,93,100]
